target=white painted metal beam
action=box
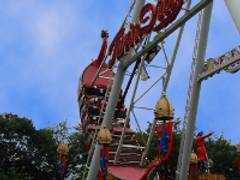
[225,0,240,33]
[198,45,240,81]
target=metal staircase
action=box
[109,129,144,166]
[81,82,144,178]
[86,87,111,164]
[82,87,111,179]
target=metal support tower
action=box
[86,1,145,179]
[86,62,126,180]
[176,9,204,180]
[177,2,213,180]
[86,0,212,179]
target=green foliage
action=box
[0,113,58,179]
[53,120,69,144]
[206,135,240,179]
[2,112,238,179]
[65,126,88,180]
[0,167,24,180]
[0,113,90,179]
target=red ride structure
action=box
[78,0,185,178]
[77,0,240,179]
[78,29,178,179]
[78,31,148,179]
[78,35,179,180]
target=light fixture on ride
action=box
[57,143,69,156]
[57,143,69,177]
[141,63,150,81]
[97,127,112,145]
[155,94,174,121]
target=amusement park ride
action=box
[77,0,240,179]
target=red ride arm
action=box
[96,36,108,66]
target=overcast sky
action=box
[0,0,239,143]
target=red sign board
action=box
[108,0,184,68]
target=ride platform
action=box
[108,166,147,180]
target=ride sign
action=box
[108,0,184,68]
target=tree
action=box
[206,135,240,179]
[65,126,87,180]
[53,120,69,144]
[0,113,58,179]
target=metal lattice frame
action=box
[86,0,214,179]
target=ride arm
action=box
[95,31,109,66]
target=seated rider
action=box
[114,108,126,119]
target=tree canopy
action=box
[0,113,87,180]
[0,113,58,179]
[0,113,239,179]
